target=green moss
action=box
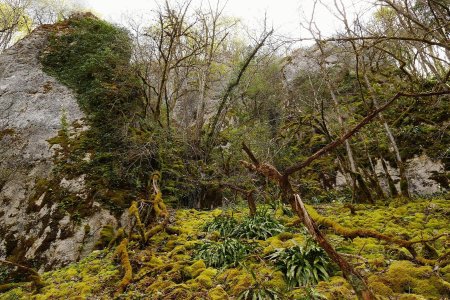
[2,250,119,299]
[5,201,449,299]
[368,276,394,297]
[315,276,356,300]
[195,268,217,288]
[208,285,228,299]
[41,14,145,210]
[217,268,254,296]
[183,260,206,279]
[373,260,446,298]
[441,265,450,282]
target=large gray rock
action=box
[335,155,447,196]
[0,27,121,271]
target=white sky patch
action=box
[83,0,374,39]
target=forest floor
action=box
[1,195,449,300]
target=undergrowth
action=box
[2,198,449,299]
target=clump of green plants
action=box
[203,211,286,240]
[233,211,285,240]
[203,214,239,237]
[268,241,331,288]
[195,238,253,268]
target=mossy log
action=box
[0,282,28,293]
[305,205,449,262]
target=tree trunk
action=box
[380,156,399,198]
[327,82,361,202]
[364,75,410,198]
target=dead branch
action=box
[292,194,375,299]
[220,182,257,216]
[293,35,449,51]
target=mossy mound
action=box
[0,250,118,300]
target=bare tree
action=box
[0,0,30,51]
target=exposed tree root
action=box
[114,238,132,295]
[128,172,170,245]
[0,259,44,293]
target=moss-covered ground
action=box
[1,196,449,299]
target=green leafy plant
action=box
[203,215,239,237]
[195,238,253,268]
[233,211,285,240]
[268,241,331,288]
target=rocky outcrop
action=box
[0,27,120,271]
[335,155,447,196]
[376,155,447,196]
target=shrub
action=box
[195,238,253,268]
[268,242,331,288]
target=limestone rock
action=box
[0,27,122,270]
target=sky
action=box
[84,0,374,39]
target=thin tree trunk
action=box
[326,82,362,202]
[205,29,273,154]
[380,156,399,198]
[365,145,386,199]
[364,75,410,198]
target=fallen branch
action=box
[293,194,375,300]
[305,206,449,263]
[240,145,375,299]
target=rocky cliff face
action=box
[0,27,119,271]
